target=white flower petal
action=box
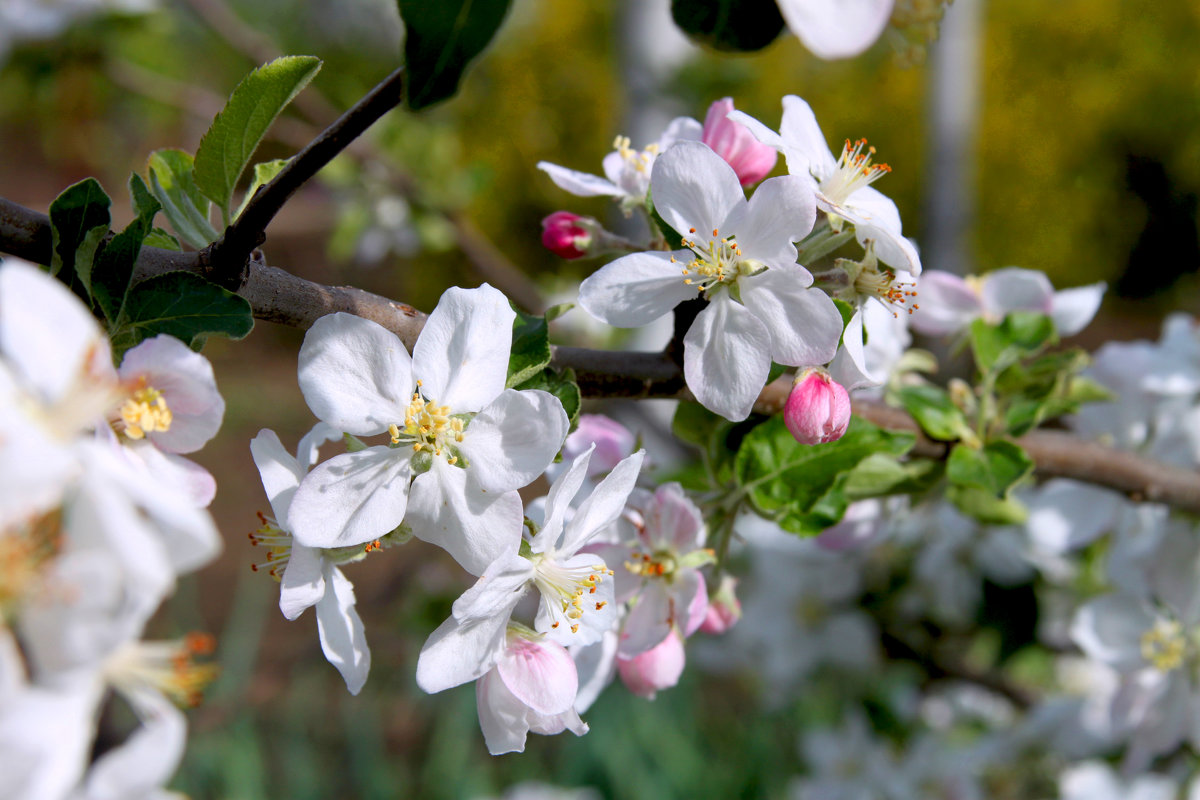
[659,116,705,148]
[684,293,772,421]
[537,161,622,198]
[287,446,413,549]
[412,284,513,412]
[726,109,786,152]
[777,0,893,60]
[739,263,843,367]
[559,450,645,555]
[981,268,1055,318]
[297,313,413,436]
[652,141,744,238]
[778,95,838,177]
[316,566,371,695]
[496,637,578,716]
[722,174,816,266]
[452,551,535,624]
[1070,595,1156,671]
[476,668,533,755]
[296,421,342,472]
[407,459,524,576]
[909,271,982,336]
[578,250,697,327]
[250,429,304,522]
[82,686,185,800]
[278,543,326,620]
[417,613,510,695]
[1053,283,1106,336]
[828,310,876,389]
[118,334,224,454]
[460,389,568,493]
[618,585,671,658]
[533,445,594,553]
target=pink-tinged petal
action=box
[619,584,672,658]
[558,450,645,555]
[297,313,413,436]
[684,293,772,421]
[739,264,843,367]
[578,250,697,327]
[702,98,778,186]
[250,429,304,521]
[563,415,635,475]
[778,95,838,177]
[651,141,744,238]
[1070,595,1156,671]
[980,268,1055,318]
[118,334,224,453]
[407,459,524,576]
[699,574,742,635]
[777,0,893,59]
[617,629,686,699]
[642,483,705,552]
[417,614,510,695]
[534,446,594,554]
[123,440,216,508]
[316,566,371,695]
[496,636,578,716]
[726,109,786,153]
[279,543,326,620]
[909,271,982,336]
[722,174,816,266]
[537,161,622,198]
[413,284,513,412]
[460,389,568,493]
[82,686,185,800]
[1052,283,1106,336]
[476,668,532,754]
[287,446,412,549]
[0,259,112,406]
[682,571,709,637]
[784,371,852,445]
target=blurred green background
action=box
[2,0,1199,796]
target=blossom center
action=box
[625,550,678,582]
[838,246,918,316]
[388,381,466,465]
[613,135,658,176]
[104,633,219,708]
[674,227,762,294]
[819,138,892,209]
[1140,618,1187,672]
[118,383,172,440]
[0,509,61,621]
[531,555,613,635]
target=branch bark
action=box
[4,194,1200,514]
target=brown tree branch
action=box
[4,193,1200,513]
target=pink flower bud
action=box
[699,575,741,635]
[701,98,778,187]
[618,629,685,700]
[784,370,851,445]
[541,211,593,259]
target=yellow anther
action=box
[1141,619,1187,672]
[118,384,172,440]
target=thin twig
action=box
[201,66,407,288]
[5,194,1200,513]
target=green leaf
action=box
[48,178,111,297]
[513,367,580,428]
[544,302,573,322]
[92,175,161,325]
[234,158,291,220]
[670,0,786,52]
[897,384,972,441]
[506,308,551,388]
[969,312,1056,373]
[1066,376,1116,405]
[398,0,512,110]
[144,228,182,251]
[843,454,944,499]
[734,416,914,535]
[947,484,1028,525]
[194,56,322,221]
[647,190,684,251]
[672,401,740,486]
[147,149,220,249]
[109,271,254,358]
[946,440,1033,497]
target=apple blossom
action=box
[541,211,592,259]
[701,97,777,186]
[617,628,685,700]
[287,284,568,575]
[578,140,843,421]
[783,368,851,445]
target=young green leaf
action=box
[506,308,551,388]
[946,440,1034,497]
[947,484,1028,525]
[670,0,787,52]
[398,0,512,110]
[969,312,1056,373]
[48,178,111,298]
[513,367,580,428]
[109,271,254,358]
[194,56,322,222]
[92,175,161,325]
[147,149,220,249]
[144,228,182,251]
[233,159,291,221]
[897,384,973,441]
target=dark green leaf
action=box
[946,440,1033,497]
[672,401,740,486]
[766,362,788,385]
[506,307,551,388]
[398,0,512,110]
[734,416,914,534]
[194,56,322,220]
[109,271,253,358]
[897,384,971,441]
[513,367,580,428]
[48,178,111,297]
[92,175,161,325]
[147,149,220,249]
[670,0,786,52]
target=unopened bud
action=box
[541,211,594,259]
[784,369,851,445]
[617,629,685,700]
[699,574,741,635]
[702,98,778,187]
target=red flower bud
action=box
[784,370,851,445]
[541,211,592,259]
